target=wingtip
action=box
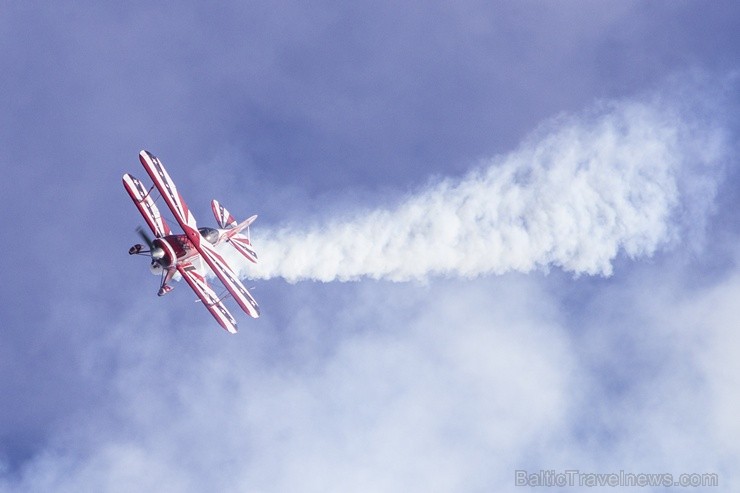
[138,150,156,164]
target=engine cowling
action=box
[152,238,176,268]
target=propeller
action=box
[136,226,165,259]
[136,226,154,249]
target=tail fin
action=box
[212,199,238,229]
[212,200,258,264]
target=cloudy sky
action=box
[1,2,739,492]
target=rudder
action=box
[212,199,237,228]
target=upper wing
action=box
[138,150,197,231]
[176,261,238,333]
[122,173,172,237]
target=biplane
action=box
[123,150,259,333]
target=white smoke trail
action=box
[232,85,728,282]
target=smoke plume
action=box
[233,87,728,282]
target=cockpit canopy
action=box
[198,227,219,245]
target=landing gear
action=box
[158,284,174,297]
[129,244,145,255]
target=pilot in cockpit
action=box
[198,227,219,245]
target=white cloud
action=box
[7,254,740,492]
[0,278,577,493]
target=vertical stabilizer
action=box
[212,200,259,264]
[212,199,238,229]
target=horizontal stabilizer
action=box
[233,215,258,234]
[224,216,258,263]
[228,234,258,263]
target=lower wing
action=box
[176,262,239,333]
[197,239,260,319]
[122,173,172,237]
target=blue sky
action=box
[1,2,739,491]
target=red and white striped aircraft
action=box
[123,150,259,333]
